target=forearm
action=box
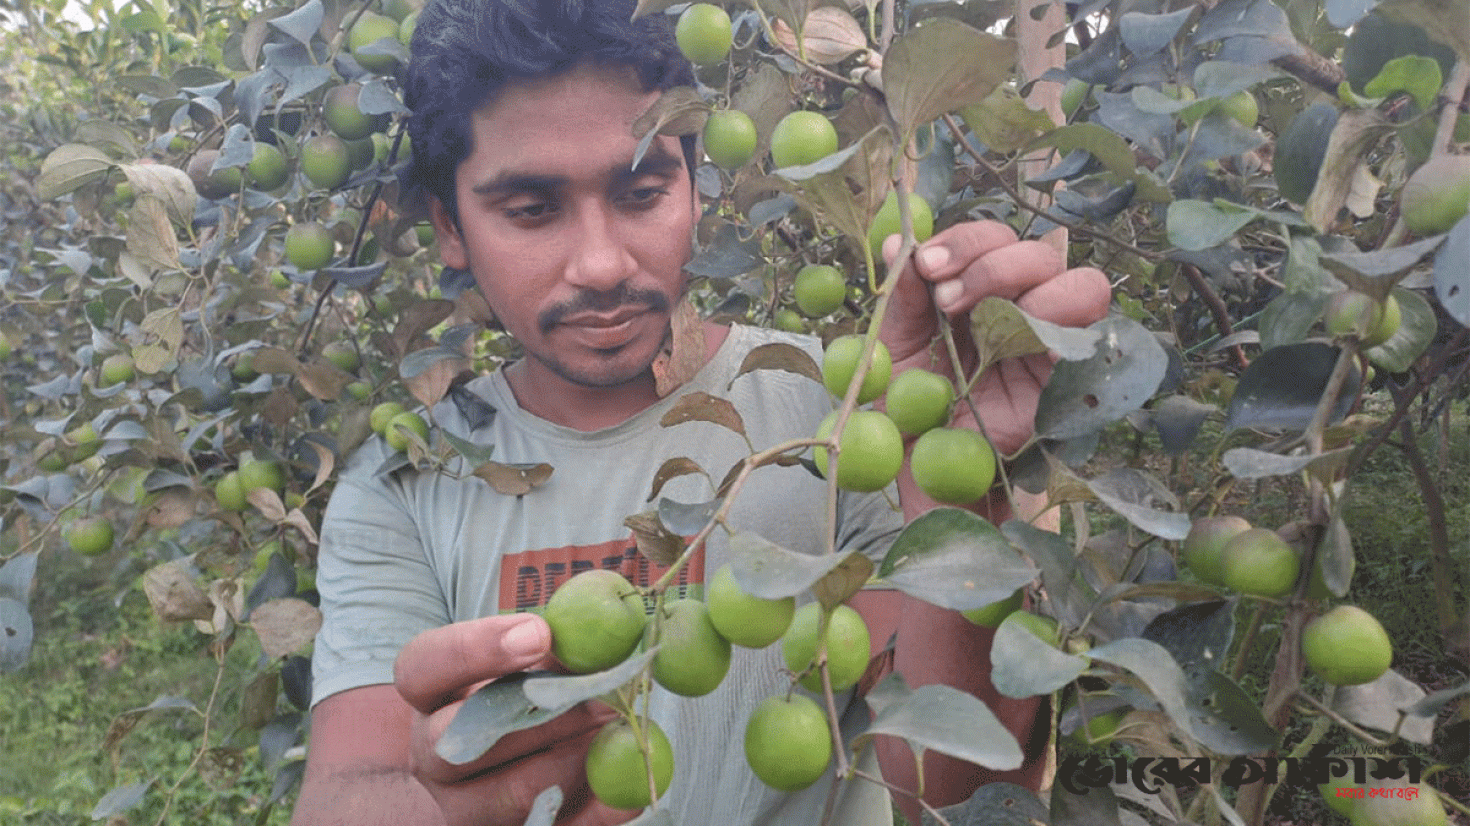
[292,767,447,826]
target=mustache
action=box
[538,287,671,334]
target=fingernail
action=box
[935,279,963,309]
[503,618,548,658]
[919,246,950,271]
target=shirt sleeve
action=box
[309,440,452,707]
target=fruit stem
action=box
[1294,689,1393,748]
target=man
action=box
[292,1,1110,825]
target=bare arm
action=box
[292,684,445,826]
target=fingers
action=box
[1015,265,1111,328]
[395,614,553,713]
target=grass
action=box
[0,547,296,825]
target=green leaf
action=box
[1335,669,1433,745]
[956,85,1055,154]
[269,0,323,46]
[970,297,1101,373]
[1365,286,1437,373]
[1036,315,1168,441]
[922,782,1047,826]
[878,508,1038,611]
[522,649,657,710]
[726,532,867,601]
[1085,638,1195,740]
[38,143,113,200]
[990,613,1088,699]
[882,19,1016,141]
[1166,200,1256,251]
[0,552,38,603]
[1435,216,1470,326]
[436,673,563,765]
[91,780,153,819]
[1189,671,1281,754]
[1025,123,1172,203]
[1225,343,1359,432]
[1086,468,1190,540]
[0,597,35,673]
[858,674,1025,770]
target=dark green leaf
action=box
[0,552,38,603]
[1224,343,1359,432]
[1087,468,1190,540]
[1166,200,1256,251]
[1435,216,1470,326]
[1119,8,1194,58]
[684,222,763,279]
[436,673,562,765]
[38,143,113,200]
[522,650,657,710]
[1319,234,1445,297]
[922,781,1047,826]
[971,297,1102,371]
[878,509,1037,611]
[1036,315,1168,441]
[1087,638,1199,743]
[270,0,323,46]
[859,675,1024,770]
[0,598,35,673]
[91,780,152,819]
[883,19,1015,138]
[727,532,864,600]
[990,613,1088,698]
[1188,671,1280,754]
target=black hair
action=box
[402,0,697,222]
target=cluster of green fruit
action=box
[814,336,997,505]
[1182,516,1393,686]
[539,566,875,809]
[1323,291,1402,349]
[370,401,429,452]
[214,458,288,513]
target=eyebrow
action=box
[468,143,684,198]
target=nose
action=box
[564,198,636,293]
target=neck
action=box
[504,321,730,431]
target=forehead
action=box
[465,63,663,166]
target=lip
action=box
[556,307,654,349]
[559,307,648,329]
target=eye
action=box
[620,187,668,209]
[504,200,558,222]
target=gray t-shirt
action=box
[312,324,901,825]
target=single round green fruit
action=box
[398,11,417,46]
[770,110,839,169]
[1066,701,1128,746]
[1220,527,1300,598]
[867,191,934,264]
[346,380,372,401]
[1401,155,1470,236]
[247,142,290,190]
[270,270,292,289]
[186,149,243,199]
[1321,779,1365,818]
[370,401,406,435]
[703,109,757,169]
[322,341,360,373]
[1219,90,1259,127]
[238,459,286,494]
[99,353,136,387]
[884,368,953,436]
[961,587,1023,627]
[1302,605,1393,686]
[781,602,870,693]
[414,222,435,247]
[1350,784,1446,826]
[1325,292,1401,348]
[744,694,833,792]
[384,410,429,451]
[324,84,388,141]
[350,11,401,74]
[649,598,732,697]
[1060,77,1089,118]
[773,307,805,333]
[705,564,796,648]
[821,334,891,404]
[65,516,114,556]
[543,570,647,673]
[301,134,351,190]
[813,410,904,493]
[215,471,248,512]
[285,221,335,270]
[1182,515,1252,586]
[793,264,845,318]
[909,427,996,505]
[1007,611,1060,647]
[585,718,674,811]
[675,3,733,66]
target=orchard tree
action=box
[2,0,1467,824]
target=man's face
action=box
[432,64,698,390]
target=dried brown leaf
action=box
[250,597,323,660]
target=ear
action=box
[429,196,469,270]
